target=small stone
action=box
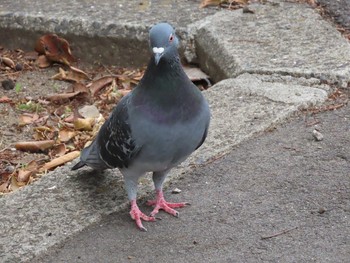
[243,6,255,14]
[312,129,324,141]
[318,207,326,214]
[4,165,15,173]
[1,79,15,90]
[172,188,182,194]
[15,63,23,71]
[78,105,100,119]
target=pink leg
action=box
[130,200,156,231]
[146,190,189,217]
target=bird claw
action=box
[147,193,188,217]
[130,200,156,231]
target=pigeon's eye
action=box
[169,34,174,43]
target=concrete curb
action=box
[194,2,350,84]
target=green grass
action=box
[17,101,43,113]
[15,83,22,93]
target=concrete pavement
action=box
[0,0,349,262]
[33,90,350,263]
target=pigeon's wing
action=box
[97,94,141,169]
[72,93,141,171]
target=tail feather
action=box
[71,140,110,171]
[71,161,86,170]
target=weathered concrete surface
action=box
[0,74,330,262]
[194,2,350,84]
[185,74,329,166]
[33,100,350,263]
[0,0,216,66]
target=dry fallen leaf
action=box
[10,175,20,191]
[40,151,80,172]
[0,96,12,103]
[26,160,41,171]
[58,129,76,142]
[15,140,55,152]
[17,169,32,182]
[0,56,15,69]
[37,55,51,68]
[47,91,81,102]
[89,76,115,96]
[18,113,39,126]
[70,66,91,81]
[74,117,95,131]
[33,126,56,141]
[200,0,221,7]
[35,34,76,65]
[50,143,67,158]
[0,182,9,193]
[51,67,90,82]
[47,82,90,102]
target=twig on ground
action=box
[261,226,298,240]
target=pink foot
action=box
[146,190,189,217]
[130,200,156,231]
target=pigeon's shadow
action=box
[70,168,127,210]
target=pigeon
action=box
[72,22,210,231]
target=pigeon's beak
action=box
[153,47,164,65]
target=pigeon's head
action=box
[149,23,179,65]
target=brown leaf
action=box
[17,170,32,182]
[35,34,76,65]
[40,151,80,172]
[33,126,56,141]
[47,82,89,102]
[73,82,90,93]
[89,76,115,96]
[37,55,51,68]
[0,182,9,193]
[15,140,55,152]
[10,175,20,191]
[69,66,91,81]
[200,0,221,8]
[0,96,12,103]
[26,160,40,171]
[47,91,81,102]
[73,117,94,131]
[51,67,90,82]
[50,143,67,158]
[58,129,76,142]
[0,56,15,69]
[18,113,39,126]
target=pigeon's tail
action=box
[71,140,110,171]
[71,160,86,170]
